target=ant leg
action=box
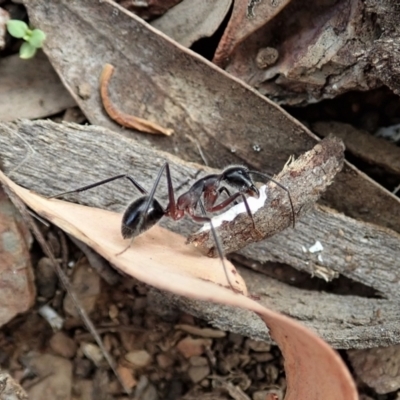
[189,202,240,293]
[218,186,231,198]
[124,162,169,246]
[250,171,296,228]
[217,186,240,206]
[50,174,148,198]
[163,162,179,219]
[115,236,134,256]
[208,192,258,230]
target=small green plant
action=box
[6,20,46,59]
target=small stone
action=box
[265,364,279,383]
[348,345,400,394]
[156,353,174,369]
[176,337,212,358]
[252,352,274,363]
[175,324,226,338]
[64,259,101,318]
[36,258,58,299]
[254,389,283,400]
[74,358,93,378]
[26,354,72,400]
[135,376,158,400]
[109,304,119,319]
[188,365,210,383]
[74,379,93,399]
[253,391,270,400]
[81,343,104,367]
[133,297,147,311]
[125,350,151,368]
[200,379,210,388]
[228,332,244,347]
[189,356,208,367]
[116,365,137,391]
[246,339,271,352]
[49,331,77,359]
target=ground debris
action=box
[348,345,400,394]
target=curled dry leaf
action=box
[0,171,357,400]
[100,63,173,136]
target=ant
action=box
[51,163,295,292]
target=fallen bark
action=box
[188,136,344,255]
[1,120,400,348]
[24,0,400,236]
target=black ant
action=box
[51,163,295,292]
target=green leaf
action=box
[6,20,29,38]
[28,29,46,48]
[19,42,37,59]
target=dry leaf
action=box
[0,171,357,400]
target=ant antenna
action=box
[49,175,148,199]
[249,170,295,228]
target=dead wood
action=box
[1,119,400,348]
[313,121,400,176]
[188,136,345,255]
[24,0,400,236]
[214,0,400,104]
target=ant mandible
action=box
[51,163,295,292]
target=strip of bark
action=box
[187,137,344,255]
[2,120,400,347]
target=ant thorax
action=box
[199,185,268,232]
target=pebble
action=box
[81,343,104,366]
[49,331,77,359]
[176,337,212,358]
[36,258,58,299]
[265,364,279,383]
[125,350,151,368]
[246,339,271,352]
[133,297,147,311]
[188,365,210,383]
[189,356,208,367]
[74,358,93,378]
[175,324,226,338]
[116,365,137,391]
[156,353,174,369]
[228,332,244,347]
[252,352,274,363]
[108,304,119,319]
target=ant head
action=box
[121,196,164,239]
[221,166,259,197]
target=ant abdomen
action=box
[121,197,164,239]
